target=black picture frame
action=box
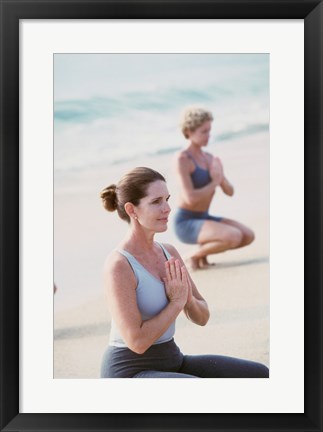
[1,1,322,431]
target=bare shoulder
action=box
[206,151,222,163]
[174,150,193,172]
[204,151,214,162]
[174,150,188,163]
[103,251,135,284]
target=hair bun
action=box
[100,184,118,212]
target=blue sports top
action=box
[186,151,212,189]
[109,242,175,348]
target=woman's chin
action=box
[157,224,168,233]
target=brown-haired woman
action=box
[100,166,268,378]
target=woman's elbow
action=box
[200,311,210,326]
[225,184,234,196]
[200,306,210,326]
[130,344,147,355]
[127,340,147,355]
[125,331,150,355]
[191,309,210,326]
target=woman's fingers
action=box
[165,257,187,284]
[164,258,190,306]
[165,258,176,281]
[184,267,192,287]
[167,257,181,281]
[181,265,186,278]
[181,266,190,289]
[165,260,172,281]
[175,259,181,280]
[181,266,193,304]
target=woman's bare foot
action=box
[185,257,200,271]
[199,257,216,269]
[185,256,216,271]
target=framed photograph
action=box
[1,1,322,431]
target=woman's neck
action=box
[187,143,203,157]
[121,228,156,254]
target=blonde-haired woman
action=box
[99,166,268,378]
[174,106,255,270]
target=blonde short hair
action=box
[180,106,213,138]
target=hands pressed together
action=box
[210,156,224,186]
[163,257,193,309]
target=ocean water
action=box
[54,54,269,176]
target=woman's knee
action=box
[224,228,243,248]
[252,362,269,378]
[243,228,255,246]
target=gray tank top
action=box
[186,151,212,189]
[109,242,176,348]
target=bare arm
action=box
[220,175,234,196]
[163,244,210,326]
[104,253,188,354]
[208,155,234,196]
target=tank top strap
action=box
[185,150,198,166]
[117,244,171,274]
[116,248,134,261]
[115,249,140,282]
[156,242,172,260]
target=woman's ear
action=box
[124,202,137,221]
[184,128,191,139]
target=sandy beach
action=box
[54,130,269,379]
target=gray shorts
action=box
[174,208,222,244]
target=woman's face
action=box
[135,180,171,233]
[187,120,212,147]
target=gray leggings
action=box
[100,339,269,378]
